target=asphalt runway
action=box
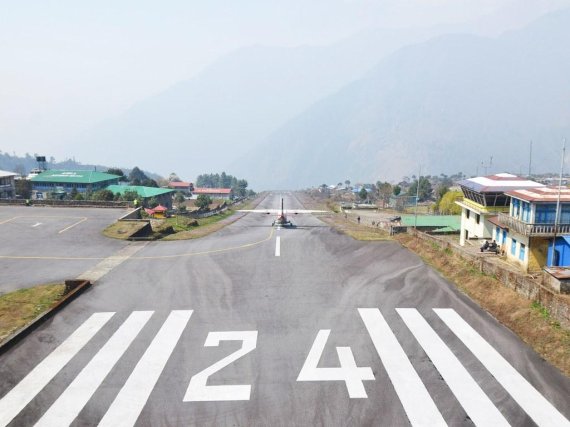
[0,193,569,426]
[0,206,130,292]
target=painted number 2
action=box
[297,330,374,398]
[184,331,258,402]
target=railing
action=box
[498,213,570,236]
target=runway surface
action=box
[0,193,569,426]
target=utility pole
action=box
[414,165,421,235]
[551,138,566,266]
[528,140,533,178]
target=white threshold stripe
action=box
[35,311,153,427]
[275,236,281,257]
[0,313,115,427]
[435,309,570,427]
[99,310,193,427]
[397,308,509,427]
[358,309,446,427]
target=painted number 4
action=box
[297,330,374,398]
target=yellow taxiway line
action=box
[0,228,275,261]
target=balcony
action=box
[498,213,570,236]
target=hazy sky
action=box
[1,0,568,161]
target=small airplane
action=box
[238,198,328,227]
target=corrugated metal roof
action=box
[106,185,174,198]
[506,186,570,203]
[31,170,120,184]
[400,215,461,230]
[193,188,232,194]
[458,173,544,193]
[167,181,192,188]
[0,170,18,178]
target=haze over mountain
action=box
[74,26,450,175]
[232,8,570,189]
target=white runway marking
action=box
[32,222,42,227]
[185,331,258,401]
[297,329,374,398]
[359,308,446,427]
[0,313,115,427]
[275,236,281,257]
[100,310,193,427]
[35,311,153,427]
[435,309,570,427]
[59,217,87,234]
[397,308,509,426]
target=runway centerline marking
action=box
[32,222,42,228]
[275,236,281,257]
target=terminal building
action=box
[30,170,120,199]
[0,170,17,199]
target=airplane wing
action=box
[237,209,280,214]
[237,209,328,214]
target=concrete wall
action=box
[412,230,570,329]
[0,199,128,208]
[529,237,549,272]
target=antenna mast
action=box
[551,138,566,266]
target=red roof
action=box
[168,181,192,188]
[193,187,232,194]
[153,204,167,212]
[506,186,570,203]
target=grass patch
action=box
[0,284,66,342]
[395,234,570,376]
[103,220,149,239]
[161,208,239,240]
[319,214,391,241]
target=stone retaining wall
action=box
[411,230,570,329]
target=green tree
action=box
[15,179,32,199]
[128,166,148,184]
[92,189,115,201]
[436,185,449,202]
[168,172,181,182]
[148,197,159,208]
[195,194,212,210]
[358,187,368,201]
[69,187,78,200]
[141,178,158,187]
[393,185,401,196]
[106,168,127,181]
[120,190,139,201]
[438,190,463,215]
[408,177,433,202]
[175,192,186,205]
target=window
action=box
[519,243,526,261]
[475,214,480,224]
[466,210,470,219]
[511,238,517,256]
[522,202,530,222]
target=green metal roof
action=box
[106,185,174,198]
[400,215,461,230]
[31,170,120,184]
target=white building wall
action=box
[459,207,492,245]
[505,231,530,271]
